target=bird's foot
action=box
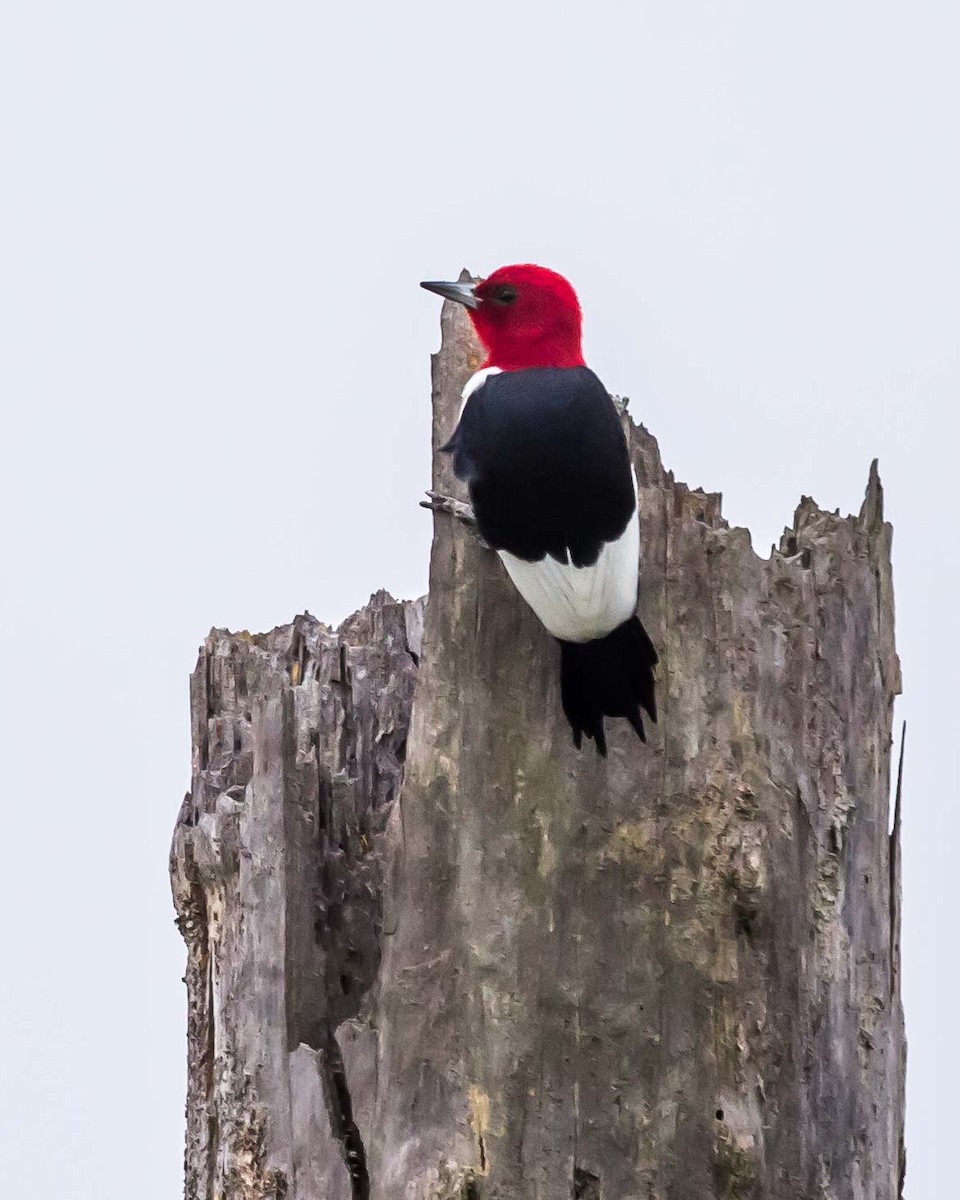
[420,489,476,524]
[420,491,489,548]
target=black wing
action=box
[442,367,635,568]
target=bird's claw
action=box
[420,491,490,548]
[420,490,476,524]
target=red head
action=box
[421,264,586,371]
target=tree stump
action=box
[171,298,905,1199]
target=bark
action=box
[171,298,905,1199]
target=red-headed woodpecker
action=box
[421,264,657,756]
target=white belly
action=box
[498,502,640,643]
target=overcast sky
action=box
[2,3,956,1196]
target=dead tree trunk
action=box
[171,298,905,1199]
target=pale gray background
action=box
[1,3,955,1196]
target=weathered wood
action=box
[171,598,421,1198]
[172,299,905,1199]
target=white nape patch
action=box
[459,366,502,416]
[498,469,641,643]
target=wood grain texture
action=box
[171,597,421,1199]
[172,296,905,1199]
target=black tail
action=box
[559,617,658,756]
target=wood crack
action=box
[889,721,905,1001]
[320,1030,370,1200]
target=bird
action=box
[420,264,658,756]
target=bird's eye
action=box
[492,285,518,305]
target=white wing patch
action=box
[498,469,641,643]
